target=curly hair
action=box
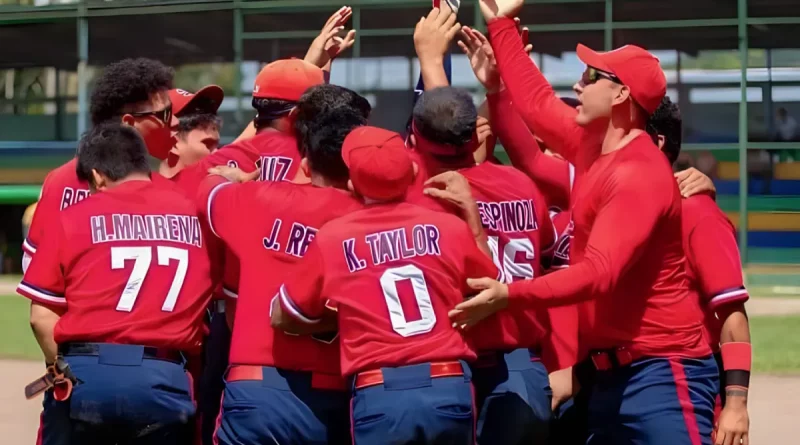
[90,58,174,126]
[646,96,682,165]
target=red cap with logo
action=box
[342,126,415,201]
[576,44,666,115]
[169,85,224,116]
[253,59,325,102]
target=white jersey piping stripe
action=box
[708,288,749,310]
[23,238,37,254]
[207,181,232,239]
[569,163,575,192]
[17,282,67,305]
[279,285,320,324]
[222,287,239,299]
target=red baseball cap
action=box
[342,126,415,201]
[169,85,224,117]
[253,59,325,102]
[576,44,666,115]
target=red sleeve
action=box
[507,162,667,307]
[279,241,327,323]
[17,217,67,307]
[487,18,586,167]
[196,175,245,242]
[201,144,260,173]
[540,305,579,372]
[686,217,749,311]
[23,173,56,256]
[488,89,572,210]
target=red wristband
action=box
[720,342,752,371]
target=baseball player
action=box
[273,126,499,445]
[455,1,719,443]
[20,57,179,445]
[411,84,577,443]
[19,124,216,444]
[159,85,225,178]
[200,103,368,445]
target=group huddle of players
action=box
[16,1,753,445]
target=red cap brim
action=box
[576,44,612,73]
[176,85,224,116]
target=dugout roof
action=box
[0,0,799,69]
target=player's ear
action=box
[656,134,666,150]
[121,114,136,127]
[300,157,311,178]
[91,169,107,192]
[613,85,631,106]
[411,161,419,180]
[408,134,417,149]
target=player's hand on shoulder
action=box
[423,170,476,211]
[674,167,716,199]
[449,277,509,330]
[208,165,260,184]
[413,5,461,63]
[304,6,356,68]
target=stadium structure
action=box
[1,0,800,271]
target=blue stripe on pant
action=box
[351,361,475,445]
[586,355,718,445]
[215,366,350,445]
[470,348,553,445]
[40,344,195,445]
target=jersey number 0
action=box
[380,265,436,338]
[111,246,189,313]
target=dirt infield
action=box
[0,360,797,443]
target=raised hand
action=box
[478,0,524,22]
[458,26,500,91]
[414,6,461,64]
[304,6,355,68]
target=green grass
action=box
[751,315,800,374]
[0,295,798,373]
[0,296,43,361]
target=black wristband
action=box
[725,369,750,388]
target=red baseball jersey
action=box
[18,180,215,352]
[23,158,90,258]
[166,130,303,300]
[198,176,362,373]
[681,194,749,350]
[280,202,497,376]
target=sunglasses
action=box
[582,67,623,86]
[129,104,173,125]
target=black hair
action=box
[90,58,174,126]
[76,123,151,186]
[412,86,476,147]
[295,84,372,153]
[252,97,296,130]
[646,96,682,165]
[303,108,367,183]
[177,112,222,138]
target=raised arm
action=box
[484,18,585,165]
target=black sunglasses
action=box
[129,104,173,125]
[582,67,623,86]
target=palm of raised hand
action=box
[478,0,524,21]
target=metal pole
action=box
[77,6,88,137]
[737,0,749,263]
[233,6,244,128]
[353,6,361,58]
[604,0,613,50]
[474,2,485,33]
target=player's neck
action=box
[601,111,647,155]
[309,172,348,191]
[106,173,151,189]
[157,159,182,179]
